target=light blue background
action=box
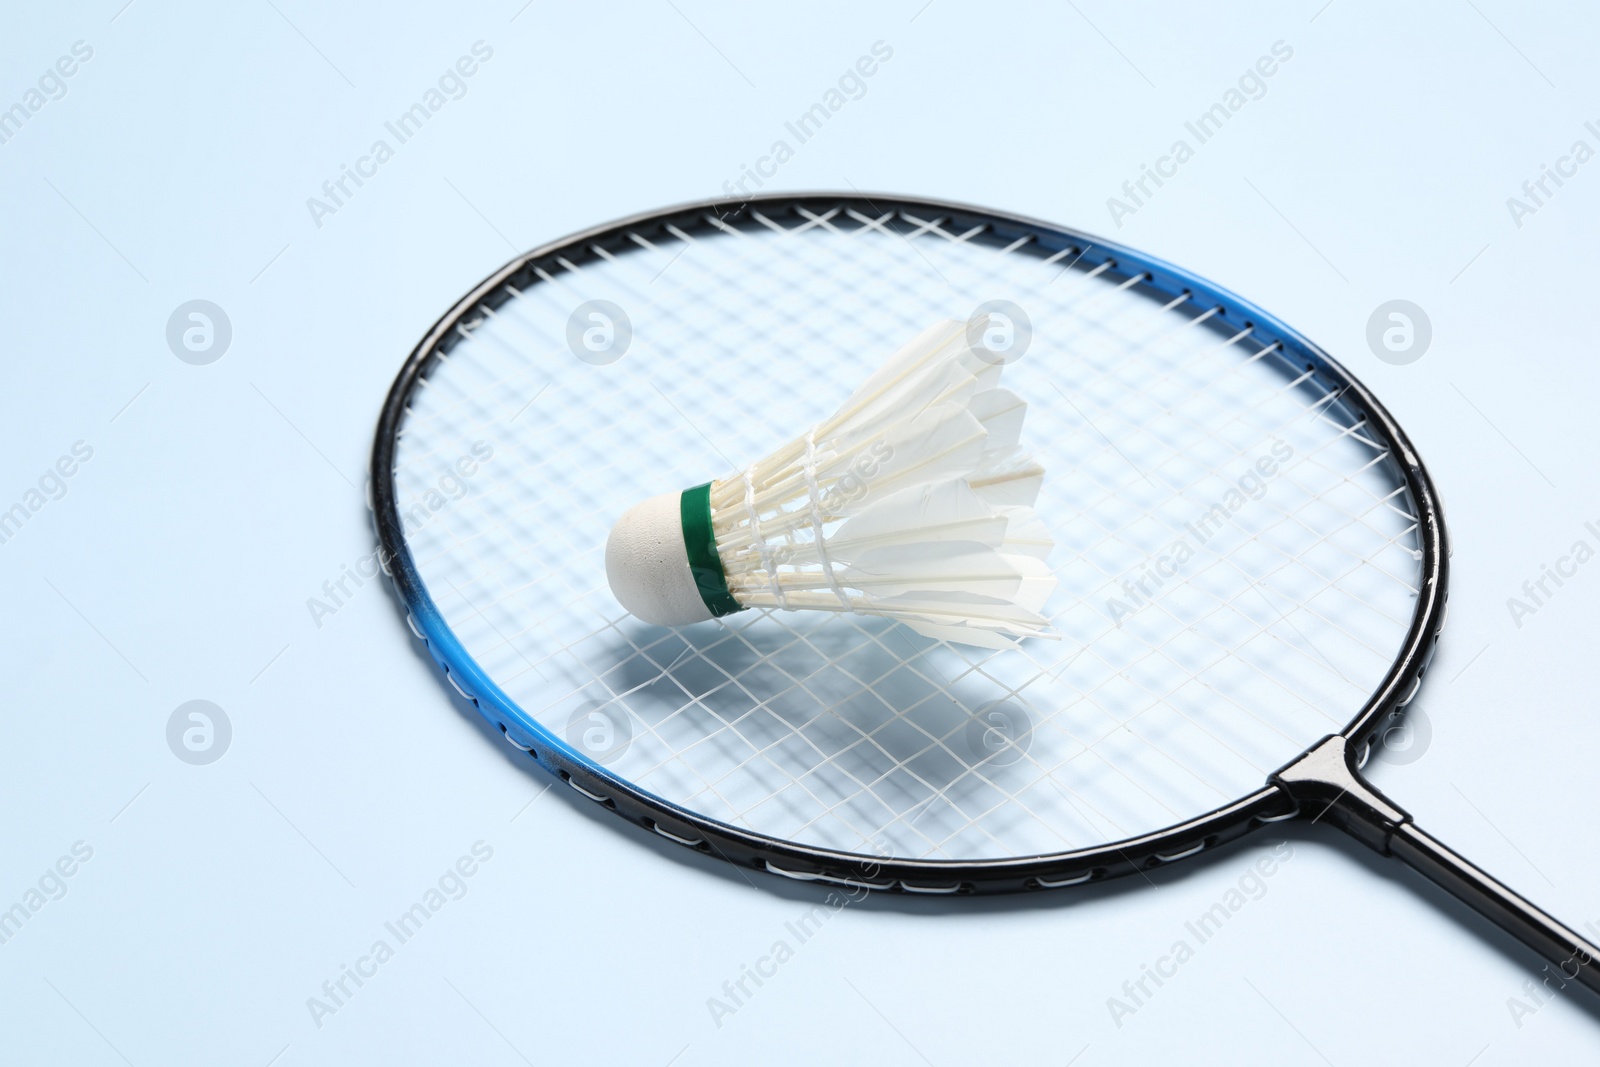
[3,1,1598,1063]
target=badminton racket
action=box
[370,192,1597,994]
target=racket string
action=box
[391,201,1425,860]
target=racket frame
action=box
[370,192,1449,894]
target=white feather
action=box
[708,319,1058,649]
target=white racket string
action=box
[390,205,1423,861]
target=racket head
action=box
[371,193,1448,892]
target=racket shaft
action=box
[1388,822,1600,996]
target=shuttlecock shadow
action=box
[595,610,1050,838]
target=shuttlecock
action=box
[605,319,1056,649]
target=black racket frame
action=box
[371,192,1448,895]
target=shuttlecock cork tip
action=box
[605,491,717,627]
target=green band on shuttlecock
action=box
[680,482,743,618]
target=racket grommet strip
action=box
[1153,840,1209,863]
[1256,804,1301,824]
[1395,676,1422,708]
[566,778,611,805]
[498,724,534,752]
[763,861,892,892]
[652,822,705,848]
[1033,870,1097,889]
